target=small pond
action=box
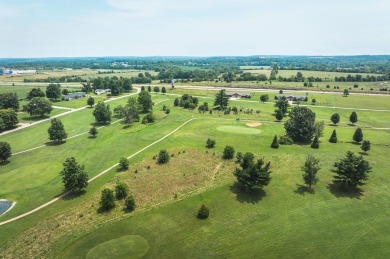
[0,199,15,216]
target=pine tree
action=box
[271,135,279,148]
[329,129,337,143]
[197,204,210,219]
[311,135,319,149]
[302,155,320,192]
[353,128,363,143]
[361,140,371,154]
[350,111,358,125]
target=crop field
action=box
[1,88,390,258]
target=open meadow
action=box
[1,87,390,258]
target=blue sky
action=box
[1,0,390,57]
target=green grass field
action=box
[1,90,390,258]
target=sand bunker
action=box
[246,122,262,127]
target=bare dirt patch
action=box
[246,122,262,127]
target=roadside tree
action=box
[137,90,153,112]
[46,83,61,101]
[59,157,89,192]
[0,142,12,163]
[23,97,52,117]
[87,97,95,107]
[48,118,68,143]
[93,102,112,124]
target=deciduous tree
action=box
[222,145,235,160]
[0,93,19,111]
[59,157,89,192]
[46,83,61,101]
[23,97,52,117]
[87,97,95,107]
[48,118,67,142]
[137,90,153,112]
[284,106,316,143]
[93,102,112,124]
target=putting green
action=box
[216,126,262,135]
[86,235,149,259]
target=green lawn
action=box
[1,90,390,258]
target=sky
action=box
[1,0,390,58]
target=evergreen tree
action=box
[87,97,95,107]
[214,90,229,110]
[349,111,358,125]
[234,152,271,192]
[125,195,136,211]
[331,113,340,125]
[329,129,338,143]
[119,157,129,171]
[302,155,320,192]
[206,138,216,148]
[115,182,129,200]
[157,150,170,164]
[197,204,210,219]
[361,140,371,154]
[100,188,115,211]
[0,142,12,163]
[311,135,319,149]
[162,86,166,94]
[89,126,98,137]
[353,128,363,143]
[271,135,279,148]
[48,118,67,143]
[333,151,372,187]
[174,98,180,106]
[275,109,284,121]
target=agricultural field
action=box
[1,86,390,258]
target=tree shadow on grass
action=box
[358,151,368,156]
[22,115,50,122]
[293,184,315,195]
[58,189,86,200]
[0,161,10,167]
[229,182,266,204]
[327,181,363,199]
[44,141,65,146]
